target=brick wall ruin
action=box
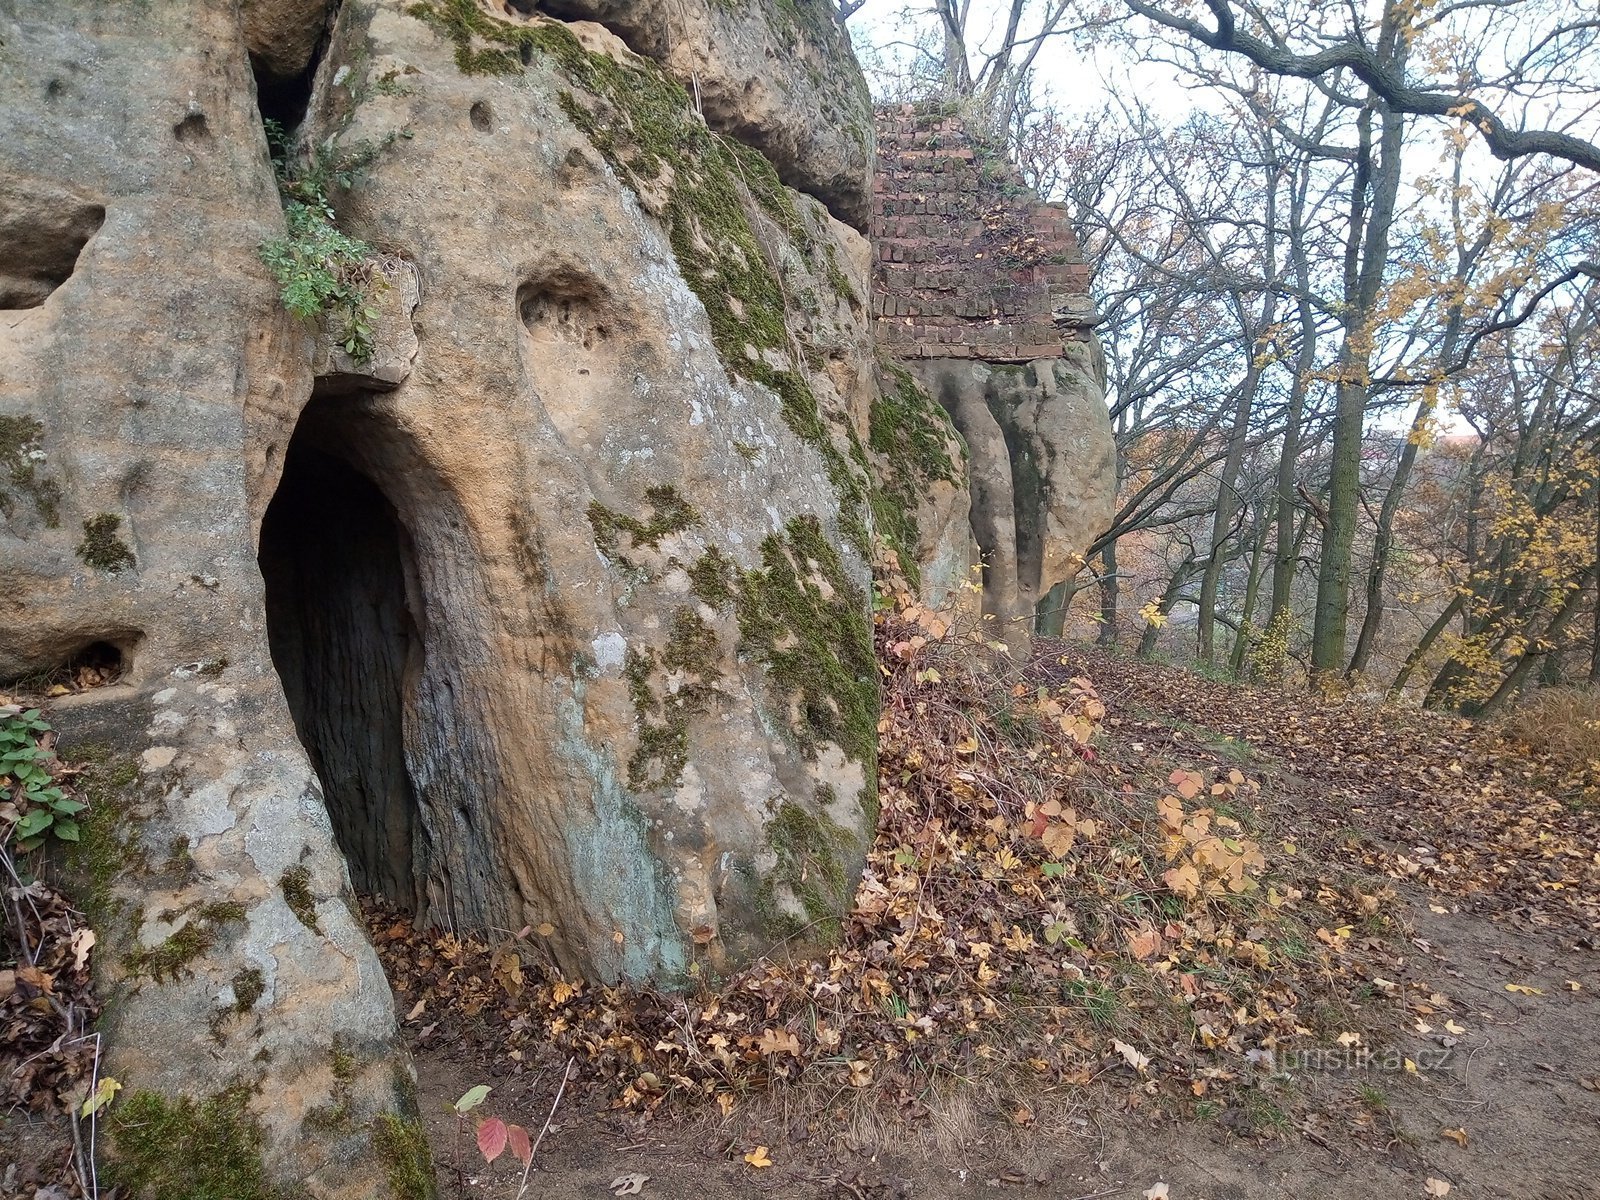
[870,104,1100,362]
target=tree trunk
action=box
[1097,542,1120,647]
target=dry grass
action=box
[1499,685,1600,802]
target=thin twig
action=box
[517,1056,575,1198]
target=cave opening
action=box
[258,396,425,911]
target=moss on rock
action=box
[125,901,247,984]
[373,1112,435,1200]
[735,515,877,770]
[588,485,699,566]
[868,361,964,589]
[108,1087,273,1200]
[76,512,135,572]
[626,607,722,790]
[280,865,321,934]
[0,414,62,526]
[756,797,857,940]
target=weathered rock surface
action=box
[241,0,333,82]
[2,1,895,1192]
[542,0,874,227]
[0,2,414,1195]
[906,350,1116,652]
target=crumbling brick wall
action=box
[870,104,1099,362]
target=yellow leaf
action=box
[1440,1126,1468,1147]
[535,922,556,937]
[1444,1019,1466,1035]
[1162,862,1201,899]
[744,1146,773,1169]
[1505,983,1543,995]
[1423,1178,1452,1197]
[80,1076,120,1118]
[716,1093,735,1117]
[1565,981,1582,992]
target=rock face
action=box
[869,105,1116,652]
[0,0,892,1193]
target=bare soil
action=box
[408,886,1599,1200]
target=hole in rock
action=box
[1,635,139,699]
[518,270,612,350]
[173,112,210,143]
[0,181,104,310]
[259,402,425,911]
[469,100,493,132]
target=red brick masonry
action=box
[871,104,1098,363]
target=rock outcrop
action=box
[870,105,1116,652]
[0,4,1114,1194]
[1,0,891,1192]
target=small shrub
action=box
[259,199,382,364]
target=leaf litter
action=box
[367,575,1503,1142]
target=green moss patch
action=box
[687,546,736,609]
[0,414,62,526]
[280,865,321,934]
[232,967,265,1013]
[867,362,964,589]
[124,900,247,983]
[757,797,858,940]
[588,485,699,566]
[373,1112,435,1200]
[108,1087,272,1200]
[77,512,135,572]
[736,516,877,770]
[626,607,722,790]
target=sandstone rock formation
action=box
[1,0,891,1192]
[1,4,1112,1194]
[870,105,1117,652]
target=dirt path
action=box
[407,884,1598,1200]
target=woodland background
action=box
[851,0,1600,718]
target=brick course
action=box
[870,104,1098,363]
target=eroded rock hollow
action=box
[0,2,1112,1193]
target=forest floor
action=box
[388,635,1600,1200]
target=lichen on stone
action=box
[0,414,62,526]
[108,1086,273,1200]
[76,512,135,572]
[280,865,322,934]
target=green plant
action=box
[259,199,382,363]
[1,708,85,851]
[258,127,397,365]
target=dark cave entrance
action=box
[258,399,424,910]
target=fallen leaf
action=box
[1505,983,1544,995]
[453,1085,490,1114]
[609,1174,649,1196]
[1423,1178,1451,1197]
[1143,1185,1170,1200]
[71,929,95,972]
[1440,1127,1468,1147]
[1113,1040,1151,1073]
[477,1116,507,1164]
[744,1146,773,1169]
